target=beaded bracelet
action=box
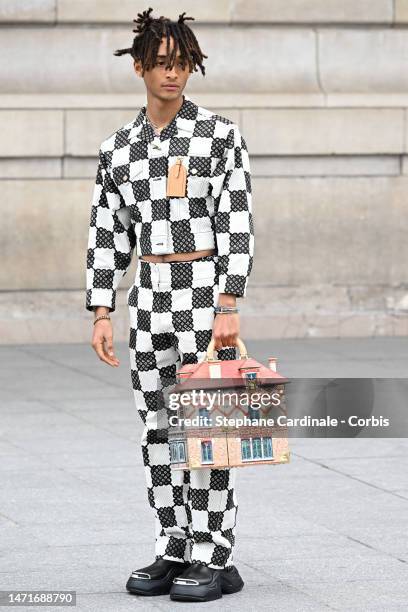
[93,314,111,325]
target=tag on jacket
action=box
[166,157,186,197]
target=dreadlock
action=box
[113,7,207,76]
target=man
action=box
[85,7,254,603]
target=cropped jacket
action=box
[85,94,254,312]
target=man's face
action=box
[134,36,191,99]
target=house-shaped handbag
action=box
[168,337,291,470]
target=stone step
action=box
[1,288,407,344]
[1,155,402,180]
[3,26,408,94]
[1,105,407,158]
[2,175,408,290]
[0,0,400,25]
[2,165,405,337]
[4,93,408,109]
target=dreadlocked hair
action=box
[113,7,207,76]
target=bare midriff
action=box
[139,248,216,263]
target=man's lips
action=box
[163,85,179,89]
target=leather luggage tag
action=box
[166,157,186,197]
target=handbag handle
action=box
[205,336,248,361]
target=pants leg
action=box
[168,256,238,569]
[128,264,192,563]
[128,255,239,569]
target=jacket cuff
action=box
[86,288,116,313]
[217,273,248,298]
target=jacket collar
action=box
[127,93,197,144]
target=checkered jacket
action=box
[85,94,254,312]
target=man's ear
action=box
[133,59,142,77]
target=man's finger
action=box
[94,340,108,362]
[94,339,119,366]
[105,335,115,358]
[223,335,234,348]
[102,338,120,365]
[212,335,223,352]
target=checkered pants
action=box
[127,254,238,570]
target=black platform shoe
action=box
[169,562,244,602]
[126,558,191,596]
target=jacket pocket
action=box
[186,155,214,199]
[111,162,144,186]
[111,162,148,206]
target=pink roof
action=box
[175,356,288,392]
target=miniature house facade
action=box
[168,354,290,470]
[169,429,290,470]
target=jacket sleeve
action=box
[213,123,255,297]
[85,149,136,313]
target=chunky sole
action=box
[221,577,245,595]
[170,581,222,602]
[170,593,221,602]
[126,586,169,596]
[170,568,244,602]
[220,567,245,594]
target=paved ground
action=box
[0,337,407,611]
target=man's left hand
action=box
[212,312,240,351]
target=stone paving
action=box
[0,337,407,611]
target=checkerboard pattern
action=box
[128,255,238,569]
[85,149,136,313]
[85,94,254,312]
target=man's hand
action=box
[212,292,239,351]
[91,319,120,367]
[212,312,240,351]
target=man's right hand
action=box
[91,309,120,367]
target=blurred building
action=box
[1,0,408,343]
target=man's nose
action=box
[166,64,178,77]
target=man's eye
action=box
[156,60,185,68]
